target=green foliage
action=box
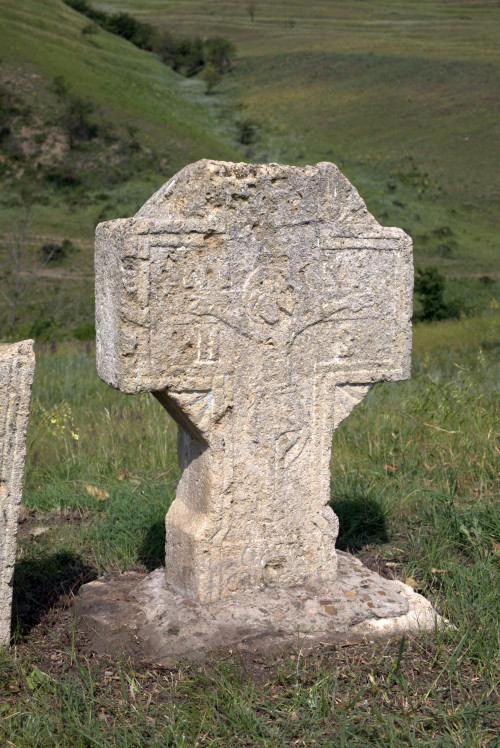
[201,63,221,94]
[172,36,205,76]
[414,266,460,322]
[63,0,107,25]
[73,322,95,341]
[106,12,156,51]
[53,76,99,147]
[204,36,236,73]
[237,118,258,145]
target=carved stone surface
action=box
[95,160,413,603]
[0,340,35,645]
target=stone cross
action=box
[96,160,412,603]
[0,340,35,645]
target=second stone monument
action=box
[95,160,413,604]
[0,340,35,646]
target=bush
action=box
[44,165,82,189]
[53,77,98,147]
[105,12,156,50]
[204,37,236,73]
[414,266,460,322]
[237,118,257,145]
[41,239,75,263]
[63,0,107,25]
[154,31,177,66]
[173,38,205,76]
[201,64,221,94]
[73,322,95,341]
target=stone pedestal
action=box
[75,555,445,664]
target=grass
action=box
[1,312,498,745]
[0,0,241,339]
[0,637,498,745]
[1,0,238,169]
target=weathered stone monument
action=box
[96,159,412,601]
[80,160,441,660]
[0,340,35,646]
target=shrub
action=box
[173,38,205,76]
[414,266,460,322]
[204,37,236,73]
[201,64,221,94]
[41,239,75,263]
[63,0,107,25]
[237,118,257,145]
[53,76,98,147]
[44,165,82,189]
[105,12,156,50]
[73,322,95,341]
[154,31,178,66]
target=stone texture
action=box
[75,554,445,665]
[95,160,413,603]
[0,340,35,646]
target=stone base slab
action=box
[74,552,445,664]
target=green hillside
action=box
[0,0,240,339]
[96,0,500,276]
[1,0,238,167]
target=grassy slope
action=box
[0,0,241,338]
[0,0,240,247]
[98,0,500,276]
[1,0,498,340]
[2,0,237,170]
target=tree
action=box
[414,266,456,322]
[246,2,258,22]
[173,38,205,76]
[105,12,156,50]
[204,37,236,74]
[201,64,222,95]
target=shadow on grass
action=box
[11,551,96,638]
[330,493,388,552]
[138,520,166,571]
